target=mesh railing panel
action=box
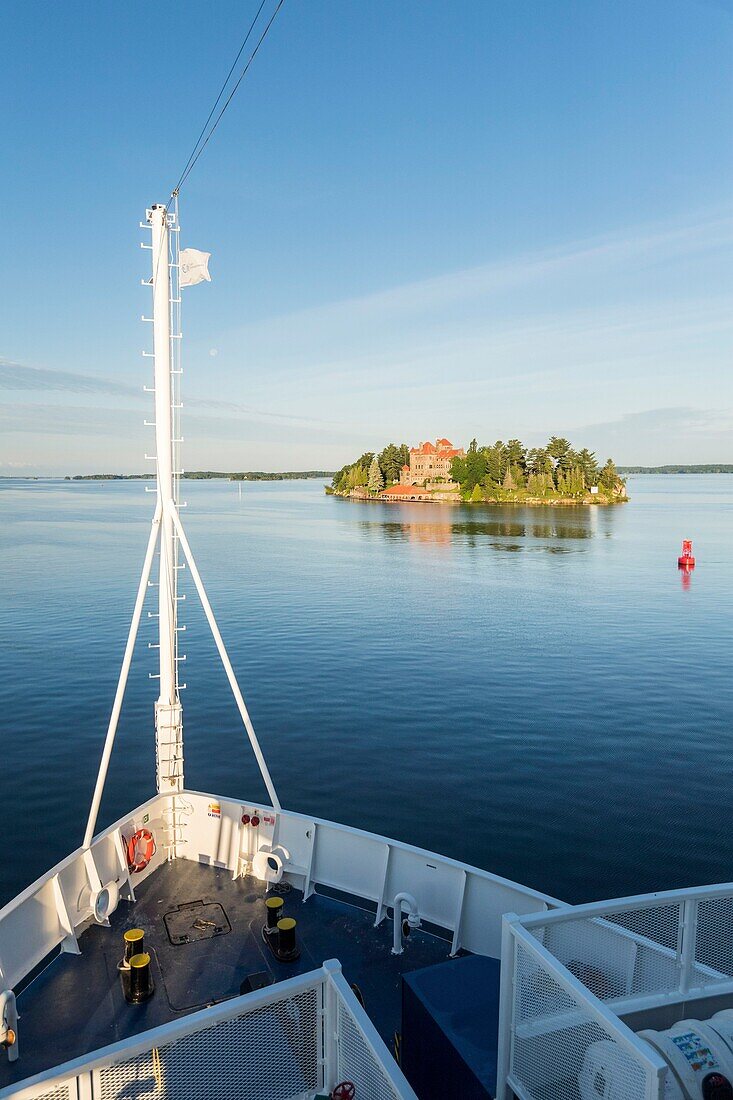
[540,903,684,1003]
[695,896,733,982]
[337,998,403,1100]
[22,1086,73,1100]
[530,893,733,1008]
[512,938,651,1100]
[96,986,320,1100]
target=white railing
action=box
[0,789,557,999]
[180,789,559,957]
[497,883,733,1100]
[1,961,416,1100]
[0,794,169,992]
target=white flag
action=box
[179,248,211,288]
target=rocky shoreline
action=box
[329,486,628,506]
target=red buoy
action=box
[678,539,695,570]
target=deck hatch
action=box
[163,899,231,945]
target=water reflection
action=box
[357,502,613,551]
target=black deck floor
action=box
[1,860,453,1089]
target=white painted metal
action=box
[502,921,668,1100]
[517,882,733,929]
[496,885,733,1099]
[0,788,555,997]
[169,505,281,808]
[324,960,419,1099]
[495,913,518,1100]
[391,891,420,955]
[82,507,161,847]
[148,204,183,795]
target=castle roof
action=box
[409,437,461,458]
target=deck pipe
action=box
[391,892,420,955]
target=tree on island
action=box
[577,448,599,486]
[599,458,620,491]
[378,443,410,484]
[368,456,384,493]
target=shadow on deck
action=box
[1,859,453,1089]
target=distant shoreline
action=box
[3,466,733,481]
[60,470,335,482]
[618,465,733,474]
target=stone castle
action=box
[399,438,465,486]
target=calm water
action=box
[1,475,732,908]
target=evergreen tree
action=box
[505,439,527,473]
[368,456,384,493]
[547,437,571,472]
[483,441,506,485]
[599,458,620,491]
[569,466,584,494]
[577,448,599,487]
[378,442,410,484]
[450,455,467,484]
[510,463,526,488]
[463,439,488,491]
[503,465,515,490]
[470,483,484,502]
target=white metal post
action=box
[148,204,183,794]
[322,959,340,1094]
[680,897,699,995]
[496,914,518,1100]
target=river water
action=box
[1,475,731,907]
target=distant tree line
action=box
[450,437,623,498]
[67,470,334,482]
[618,465,733,475]
[331,443,410,493]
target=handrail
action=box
[510,924,667,1074]
[1,961,417,1100]
[0,967,327,1100]
[518,881,733,928]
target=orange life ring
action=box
[126,829,155,873]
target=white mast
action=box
[82,204,280,851]
[148,203,183,794]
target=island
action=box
[328,437,628,505]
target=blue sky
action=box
[1,0,732,473]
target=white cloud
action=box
[4,206,732,470]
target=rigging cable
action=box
[171,0,286,198]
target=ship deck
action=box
[0,859,457,1090]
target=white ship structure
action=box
[1,202,733,1100]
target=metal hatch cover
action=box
[163,899,232,945]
